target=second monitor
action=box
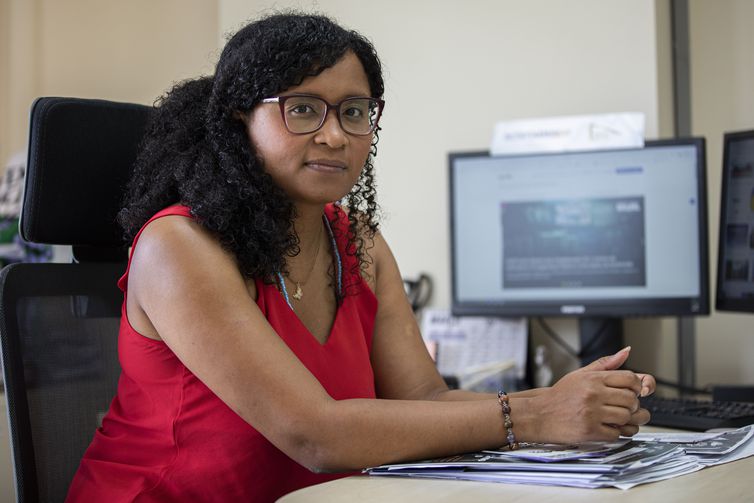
[716,129,754,314]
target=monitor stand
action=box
[677,316,696,395]
[578,317,624,367]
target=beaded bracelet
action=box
[497,390,519,450]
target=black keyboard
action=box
[640,395,754,431]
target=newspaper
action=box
[365,425,754,490]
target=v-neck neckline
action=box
[286,295,344,347]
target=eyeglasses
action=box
[261,94,384,136]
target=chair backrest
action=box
[0,97,150,503]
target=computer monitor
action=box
[449,138,709,362]
[716,129,754,313]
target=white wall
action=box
[0,0,220,170]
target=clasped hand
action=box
[530,346,655,443]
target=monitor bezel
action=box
[715,129,754,313]
[449,138,710,318]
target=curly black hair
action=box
[117,12,384,294]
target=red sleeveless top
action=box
[66,204,378,502]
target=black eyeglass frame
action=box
[261,94,385,136]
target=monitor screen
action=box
[449,139,709,317]
[715,130,754,313]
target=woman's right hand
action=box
[522,347,649,444]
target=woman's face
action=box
[246,51,375,208]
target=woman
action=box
[66,12,655,502]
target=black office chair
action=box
[0,97,150,503]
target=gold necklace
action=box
[286,227,323,301]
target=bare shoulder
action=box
[133,214,219,258]
[126,215,257,340]
[130,215,241,287]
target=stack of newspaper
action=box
[365,425,754,489]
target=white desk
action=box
[278,430,754,503]
[278,458,754,502]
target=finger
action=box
[602,387,641,411]
[599,404,634,426]
[618,424,640,437]
[581,346,631,372]
[635,373,656,397]
[603,371,642,395]
[625,407,651,426]
[593,424,623,442]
